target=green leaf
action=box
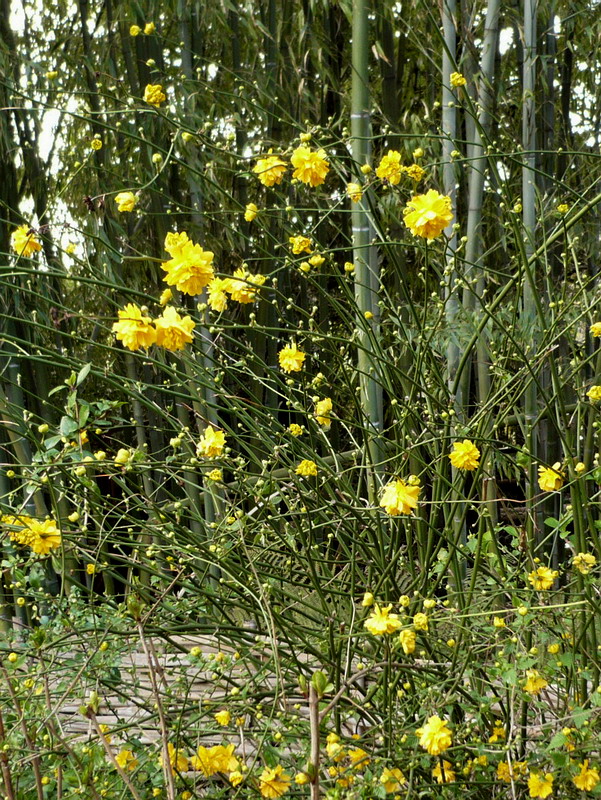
[59,416,79,437]
[76,363,92,386]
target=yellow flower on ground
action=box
[144,84,166,107]
[375,150,403,185]
[144,21,155,34]
[115,749,138,771]
[214,710,231,726]
[11,224,42,257]
[197,426,226,458]
[413,612,428,631]
[587,385,601,401]
[524,669,548,695]
[432,760,456,783]
[528,772,553,799]
[448,439,480,470]
[289,235,312,254]
[112,304,157,351]
[347,183,363,203]
[416,715,452,755]
[403,189,454,239]
[296,459,318,477]
[364,604,402,636]
[279,343,306,373]
[161,236,215,296]
[130,24,141,35]
[379,479,420,516]
[590,322,601,337]
[315,397,332,428]
[399,628,416,654]
[160,743,188,775]
[159,288,173,305]
[573,761,600,791]
[288,423,303,436]
[244,202,258,222]
[154,306,195,351]
[27,519,61,555]
[528,566,558,590]
[207,277,231,312]
[538,462,564,492]
[253,154,287,187]
[228,268,266,303]
[380,767,406,792]
[450,71,467,87]
[573,552,596,574]
[114,192,137,212]
[290,145,329,186]
[259,764,291,798]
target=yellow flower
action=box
[197,426,226,458]
[364,604,402,636]
[380,767,406,793]
[86,563,96,575]
[45,70,58,79]
[161,237,214,296]
[244,202,258,222]
[376,150,403,185]
[154,306,195,351]
[344,261,355,272]
[538,462,564,491]
[91,138,102,151]
[379,479,420,516]
[524,669,548,695]
[493,616,506,628]
[547,643,560,654]
[206,277,230,312]
[164,231,190,256]
[450,72,467,87]
[556,203,569,214]
[207,468,223,482]
[114,191,137,212]
[404,164,425,182]
[144,21,155,34]
[413,147,424,159]
[115,749,138,772]
[315,397,332,428]
[432,760,456,783]
[573,552,596,574]
[130,24,141,35]
[159,288,173,305]
[309,253,325,267]
[590,322,601,337]
[159,743,188,775]
[416,715,452,755]
[412,612,428,631]
[348,747,370,771]
[112,303,156,351]
[144,84,166,107]
[575,461,586,473]
[296,459,318,477]
[361,592,374,607]
[294,772,310,785]
[448,439,480,470]
[587,385,601,401]
[11,224,42,257]
[289,235,313,254]
[114,448,132,467]
[573,761,600,791]
[528,566,557,590]
[497,761,527,782]
[191,744,238,776]
[259,765,291,798]
[290,145,329,186]
[228,268,266,304]
[27,519,61,555]
[279,343,306,373]
[528,772,553,798]
[403,189,454,239]
[229,770,244,786]
[65,242,76,254]
[253,154,287,187]
[288,423,303,436]
[399,629,416,654]
[347,183,363,203]
[488,723,506,743]
[214,710,231,726]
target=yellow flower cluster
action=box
[112,303,195,352]
[162,231,215,296]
